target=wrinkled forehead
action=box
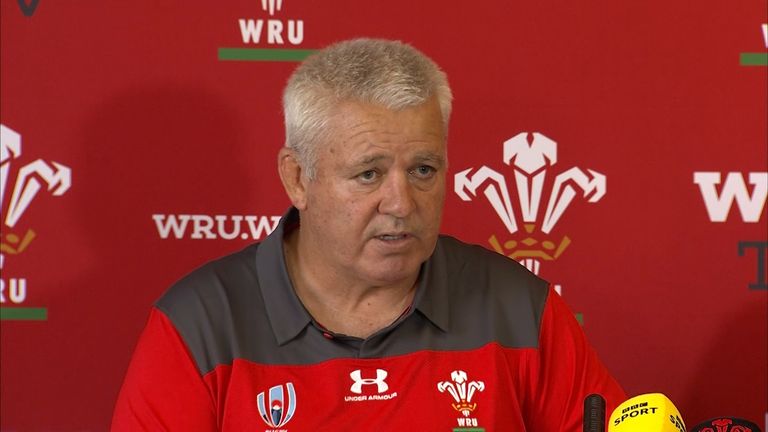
[329,96,445,132]
[321,98,445,148]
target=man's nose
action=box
[378,172,416,218]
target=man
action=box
[113,38,625,431]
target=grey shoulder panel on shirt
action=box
[155,237,551,375]
[155,244,270,376]
[431,235,550,349]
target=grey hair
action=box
[282,38,453,179]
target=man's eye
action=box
[412,165,436,178]
[358,170,378,182]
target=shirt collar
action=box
[256,207,451,345]
[256,207,313,346]
[411,238,450,333]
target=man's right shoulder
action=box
[155,243,262,325]
[151,243,269,374]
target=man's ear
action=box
[278,147,308,210]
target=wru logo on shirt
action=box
[437,370,485,417]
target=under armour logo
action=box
[349,369,388,394]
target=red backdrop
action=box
[1,1,766,430]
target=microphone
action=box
[608,393,686,432]
[584,393,606,432]
[689,417,762,432]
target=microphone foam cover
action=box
[608,393,685,432]
[584,393,606,432]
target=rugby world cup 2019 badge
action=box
[454,132,605,311]
[438,370,486,432]
[257,382,297,431]
[0,124,71,321]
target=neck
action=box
[283,228,418,338]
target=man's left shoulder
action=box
[426,235,551,348]
[435,235,550,301]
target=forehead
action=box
[320,98,446,161]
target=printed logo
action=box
[257,382,297,429]
[437,370,486,430]
[344,369,398,402]
[454,131,605,302]
[220,0,311,63]
[693,172,767,223]
[350,369,388,394]
[694,172,768,290]
[764,23,768,47]
[238,0,304,46]
[732,23,768,294]
[690,417,762,432]
[261,0,284,16]
[151,214,281,240]
[739,23,768,66]
[1,124,72,267]
[1,124,71,321]
[16,0,40,17]
[669,413,685,432]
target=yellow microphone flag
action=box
[608,393,686,432]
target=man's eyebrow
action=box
[349,152,445,168]
[414,153,446,166]
[353,154,389,166]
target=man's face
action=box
[298,97,446,286]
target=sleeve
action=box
[111,307,217,431]
[525,285,627,431]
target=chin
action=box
[363,259,424,285]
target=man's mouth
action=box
[376,233,409,241]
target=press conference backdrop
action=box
[1,1,766,430]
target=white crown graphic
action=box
[437,370,485,417]
[454,132,605,274]
[261,0,284,16]
[0,124,72,268]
